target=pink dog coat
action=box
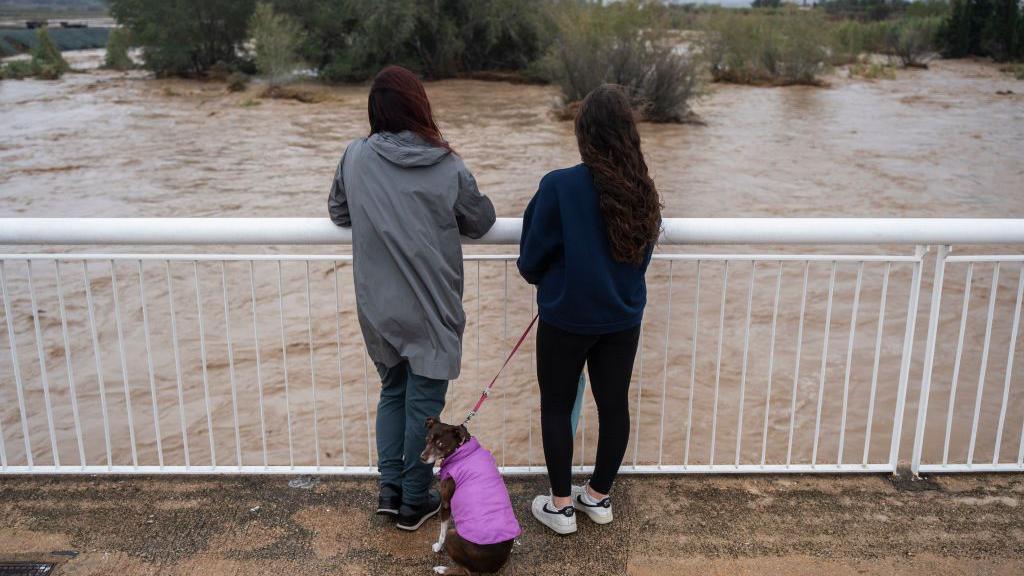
[438,437,521,545]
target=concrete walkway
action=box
[1,473,1022,575]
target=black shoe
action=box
[377,484,401,516]
[396,488,441,531]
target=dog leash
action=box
[462,313,539,426]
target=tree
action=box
[31,28,70,79]
[938,0,1024,60]
[751,0,782,7]
[249,3,304,86]
[104,27,134,70]
[938,0,973,57]
[271,0,552,82]
[108,0,255,76]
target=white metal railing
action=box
[0,218,1022,477]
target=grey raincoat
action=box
[328,131,496,381]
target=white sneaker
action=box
[572,484,613,524]
[531,494,577,535]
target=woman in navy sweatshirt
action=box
[518,84,662,535]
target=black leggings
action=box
[536,320,641,498]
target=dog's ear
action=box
[458,425,470,444]
[425,416,437,429]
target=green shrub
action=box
[104,27,134,70]
[703,9,828,85]
[884,17,941,67]
[541,0,701,123]
[249,2,304,86]
[1,59,35,80]
[31,28,70,79]
[830,20,866,65]
[830,19,888,64]
[539,2,608,103]
[639,44,702,123]
[777,12,829,83]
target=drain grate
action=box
[0,563,54,576]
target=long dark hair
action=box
[575,84,662,266]
[368,65,450,150]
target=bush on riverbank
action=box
[103,27,134,70]
[703,9,829,85]
[828,16,942,68]
[0,28,69,80]
[0,59,34,80]
[884,16,942,67]
[540,0,700,123]
[249,3,304,86]
[31,27,70,78]
[108,0,255,76]
[829,19,888,64]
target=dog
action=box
[420,417,520,575]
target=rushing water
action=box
[0,56,1022,471]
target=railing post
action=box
[889,245,928,474]
[910,245,950,476]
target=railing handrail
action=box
[1,217,1023,246]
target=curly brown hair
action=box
[575,84,662,266]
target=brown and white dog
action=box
[420,417,520,575]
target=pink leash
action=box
[462,314,540,426]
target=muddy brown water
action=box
[1,52,1023,471]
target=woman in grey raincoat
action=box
[328,65,496,531]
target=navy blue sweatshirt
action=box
[517,164,653,335]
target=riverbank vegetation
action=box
[102,26,133,70]
[0,26,109,57]
[107,0,255,77]
[249,3,304,88]
[87,1,1024,120]
[537,1,700,122]
[0,27,69,79]
[939,0,1024,61]
[702,10,830,85]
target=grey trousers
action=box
[375,361,449,506]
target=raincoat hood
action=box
[367,130,450,168]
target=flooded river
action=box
[0,52,1022,471]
